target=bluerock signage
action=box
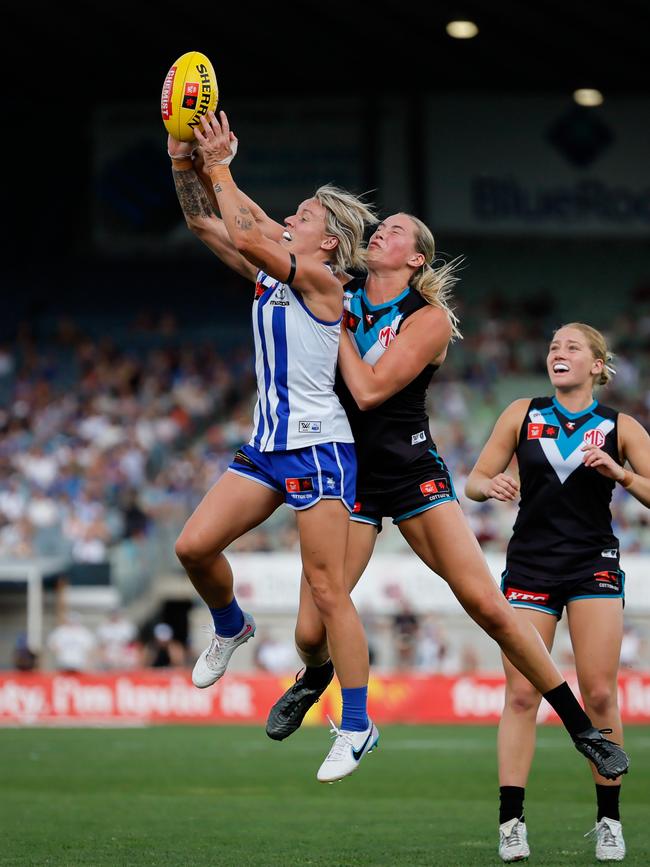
[427,95,650,237]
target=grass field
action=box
[1,724,648,866]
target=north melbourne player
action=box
[168,110,379,780]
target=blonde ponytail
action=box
[405,214,463,340]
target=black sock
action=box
[596,784,621,822]
[499,786,525,824]
[543,682,592,738]
[302,658,334,689]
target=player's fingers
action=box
[220,111,231,137]
[193,126,206,143]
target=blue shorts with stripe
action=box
[501,566,625,620]
[227,442,357,512]
[351,447,457,530]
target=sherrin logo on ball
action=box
[161,51,218,142]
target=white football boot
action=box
[317,716,379,783]
[192,612,256,688]
[498,818,530,862]
[585,817,626,862]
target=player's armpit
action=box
[465,400,529,501]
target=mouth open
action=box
[553,362,570,373]
[282,231,292,241]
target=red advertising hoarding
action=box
[1,671,649,726]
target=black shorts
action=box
[501,567,625,620]
[350,448,457,531]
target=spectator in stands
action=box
[96,608,140,670]
[47,612,96,673]
[144,622,186,668]
[392,597,420,671]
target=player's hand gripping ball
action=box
[161,51,218,142]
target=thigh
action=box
[567,597,623,689]
[296,499,351,584]
[181,469,283,554]
[399,500,498,603]
[297,520,378,629]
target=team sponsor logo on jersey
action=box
[601,548,618,559]
[505,588,550,603]
[411,431,426,445]
[344,311,361,333]
[594,570,620,588]
[378,326,396,349]
[583,429,605,448]
[365,313,374,326]
[254,281,265,299]
[270,286,289,307]
[182,82,199,109]
[565,421,576,430]
[298,421,321,433]
[420,478,449,497]
[285,477,314,493]
[326,476,336,490]
[527,423,559,439]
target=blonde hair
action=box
[313,184,378,273]
[404,214,462,340]
[555,322,615,386]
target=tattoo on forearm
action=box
[235,215,254,230]
[214,183,223,194]
[172,169,214,218]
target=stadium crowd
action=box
[1,294,649,572]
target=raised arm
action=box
[338,305,451,411]
[169,137,257,281]
[193,147,285,242]
[582,413,650,508]
[194,111,341,301]
[465,399,529,502]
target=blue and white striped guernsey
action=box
[250,269,354,452]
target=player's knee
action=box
[581,683,618,717]
[175,530,217,569]
[506,684,541,715]
[305,573,346,619]
[468,597,511,639]
[295,622,327,658]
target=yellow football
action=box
[161,51,218,142]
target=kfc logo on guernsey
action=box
[378,326,396,349]
[506,588,550,603]
[584,429,606,448]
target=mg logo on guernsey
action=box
[378,326,396,349]
[584,429,605,448]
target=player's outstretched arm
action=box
[193,147,285,242]
[169,137,257,281]
[195,111,341,300]
[582,413,650,507]
[338,305,451,411]
[465,400,529,502]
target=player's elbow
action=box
[464,473,487,502]
[355,389,384,412]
